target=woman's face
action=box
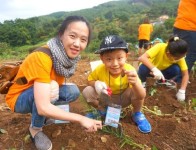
[100,49,128,77]
[60,21,89,59]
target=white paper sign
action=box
[105,106,121,128]
[55,104,70,124]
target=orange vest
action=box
[174,0,196,31]
[6,50,65,111]
[138,24,153,41]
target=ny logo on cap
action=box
[105,35,115,45]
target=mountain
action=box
[41,0,178,21]
[0,0,179,50]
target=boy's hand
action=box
[124,70,138,85]
[95,81,107,95]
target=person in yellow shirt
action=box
[173,0,196,73]
[138,36,189,102]
[82,35,151,133]
[138,17,153,56]
[5,16,102,150]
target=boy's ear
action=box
[100,55,104,61]
[126,53,128,58]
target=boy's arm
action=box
[88,80,96,87]
[139,53,165,81]
[124,70,146,100]
[131,81,146,100]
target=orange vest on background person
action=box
[138,24,153,41]
[174,0,196,31]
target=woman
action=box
[5,16,102,150]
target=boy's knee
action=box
[82,86,93,98]
[82,86,98,103]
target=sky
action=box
[0,0,115,23]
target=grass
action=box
[102,126,148,150]
[192,62,196,78]
[0,41,47,61]
[79,96,147,149]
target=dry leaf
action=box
[101,136,107,143]
[0,128,7,134]
[68,139,76,147]
[51,129,61,138]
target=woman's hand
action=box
[80,116,102,132]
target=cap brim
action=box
[95,47,128,54]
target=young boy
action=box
[82,35,151,133]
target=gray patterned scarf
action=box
[47,37,80,78]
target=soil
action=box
[0,58,196,150]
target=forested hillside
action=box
[0,0,179,58]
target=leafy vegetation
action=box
[0,0,180,59]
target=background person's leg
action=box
[162,64,181,82]
[173,28,196,73]
[138,64,152,82]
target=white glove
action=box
[176,89,185,101]
[151,67,165,81]
[95,80,107,95]
[50,80,59,101]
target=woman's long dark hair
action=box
[58,15,92,46]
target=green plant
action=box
[191,98,196,111]
[191,62,196,78]
[149,87,157,96]
[142,106,172,117]
[101,126,148,149]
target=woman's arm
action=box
[34,81,102,131]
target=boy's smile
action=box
[100,49,128,77]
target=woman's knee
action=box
[50,80,59,102]
[59,83,80,101]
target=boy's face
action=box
[100,49,128,76]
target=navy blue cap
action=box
[95,35,128,54]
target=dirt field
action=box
[0,58,196,150]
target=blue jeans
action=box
[138,64,181,83]
[173,27,196,73]
[14,84,80,128]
